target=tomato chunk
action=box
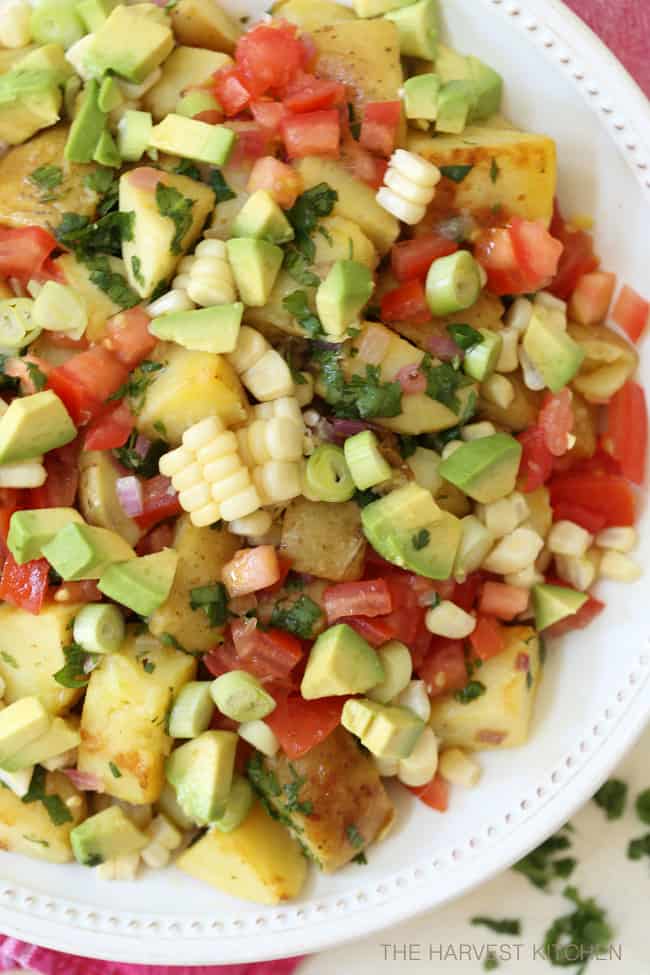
[551,501,606,534]
[323,578,392,624]
[612,284,649,344]
[265,692,344,759]
[548,204,599,299]
[380,278,431,324]
[391,235,458,282]
[407,773,449,812]
[548,473,636,527]
[539,389,574,457]
[48,347,128,426]
[236,22,305,97]
[517,426,554,492]
[0,554,49,614]
[247,156,302,208]
[417,638,467,697]
[468,614,506,661]
[359,100,401,158]
[282,109,340,159]
[84,401,134,451]
[568,271,616,325]
[134,475,181,532]
[104,307,155,368]
[603,380,647,485]
[0,226,57,282]
[284,76,345,113]
[479,582,529,621]
[222,545,281,597]
[475,220,563,296]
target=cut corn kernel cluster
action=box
[477,491,529,539]
[145,288,195,318]
[96,852,140,882]
[438,748,481,788]
[425,600,476,639]
[598,550,642,583]
[141,813,183,870]
[548,520,593,558]
[482,527,544,575]
[237,398,305,506]
[0,0,31,48]
[173,239,237,308]
[596,526,637,553]
[159,416,262,527]
[376,149,441,225]
[228,325,294,402]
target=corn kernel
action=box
[220,484,261,521]
[211,469,250,503]
[554,554,596,591]
[229,510,273,538]
[0,1,31,48]
[482,528,544,575]
[394,680,430,722]
[190,502,221,528]
[196,431,238,465]
[548,520,593,558]
[253,461,301,504]
[183,415,225,451]
[505,297,533,333]
[141,841,171,870]
[397,727,439,787]
[599,551,642,582]
[479,492,529,538]
[496,327,519,372]
[243,349,294,401]
[178,482,212,512]
[481,373,514,409]
[425,600,476,639]
[147,814,182,851]
[461,421,497,441]
[438,748,481,787]
[228,325,269,374]
[595,526,637,553]
[504,564,544,589]
[202,453,241,484]
[171,462,203,492]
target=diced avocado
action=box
[97,75,122,113]
[117,109,152,162]
[1,716,80,772]
[438,433,522,504]
[402,73,440,121]
[42,523,136,582]
[354,0,414,16]
[165,730,237,826]
[176,90,221,119]
[315,260,374,338]
[84,5,174,83]
[231,190,294,245]
[435,44,503,122]
[7,507,84,564]
[362,482,440,534]
[226,238,284,308]
[212,774,254,833]
[30,0,85,50]
[0,697,50,766]
[149,303,243,354]
[453,514,494,581]
[463,328,503,381]
[158,781,195,831]
[532,583,588,631]
[367,640,412,704]
[301,623,385,699]
[384,0,439,59]
[435,43,469,84]
[361,704,424,759]
[0,390,75,464]
[76,0,118,32]
[98,549,179,616]
[93,128,121,168]
[436,80,475,134]
[0,45,72,146]
[64,78,106,163]
[341,697,382,738]
[401,511,463,580]
[406,446,442,493]
[70,805,148,866]
[16,42,74,84]
[149,114,235,166]
[523,310,585,393]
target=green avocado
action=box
[435,44,503,122]
[522,309,585,393]
[463,328,503,381]
[0,697,50,766]
[42,522,136,582]
[165,730,237,826]
[176,90,222,120]
[301,623,385,699]
[98,548,179,616]
[438,433,522,504]
[93,128,121,168]
[7,507,84,564]
[361,704,424,759]
[436,80,476,134]
[149,114,235,166]
[1,716,81,772]
[315,260,374,338]
[70,806,148,866]
[402,73,440,121]
[116,108,152,162]
[384,0,439,60]
[76,0,119,32]
[64,78,106,163]
[149,303,243,354]
[231,190,294,244]
[84,4,174,83]
[226,238,284,307]
[532,583,588,631]
[0,390,76,464]
[97,75,122,113]
[341,697,383,738]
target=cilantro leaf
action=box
[84,168,119,215]
[155,183,195,254]
[25,360,46,391]
[397,435,418,459]
[30,164,63,198]
[454,681,486,704]
[109,360,164,412]
[189,583,229,628]
[173,159,201,181]
[411,528,430,551]
[283,182,337,284]
[315,350,402,420]
[627,834,650,861]
[283,764,313,815]
[421,356,468,412]
[512,829,573,889]
[271,595,322,639]
[440,164,473,183]
[114,430,168,478]
[283,247,321,287]
[131,255,144,287]
[209,168,236,202]
[447,323,483,351]
[471,917,522,936]
[53,642,96,688]
[247,752,282,798]
[593,779,628,821]
[108,761,122,778]
[543,886,613,968]
[635,787,650,825]
[346,824,364,849]
[56,210,134,257]
[282,290,324,338]
[22,766,73,827]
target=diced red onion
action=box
[428,333,462,361]
[330,418,380,438]
[435,215,475,242]
[395,364,427,395]
[230,616,258,658]
[476,729,506,745]
[62,768,104,792]
[356,323,391,365]
[515,652,530,672]
[134,434,152,458]
[116,475,144,517]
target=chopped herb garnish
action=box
[153,419,168,438]
[155,183,194,254]
[471,916,522,936]
[447,323,483,351]
[173,159,201,181]
[627,834,650,861]
[315,348,402,420]
[440,164,473,183]
[283,764,313,815]
[553,857,577,879]
[593,779,628,821]
[271,594,322,639]
[84,168,119,215]
[108,761,122,778]
[421,355,469,412]
[0,651,18,668]
[635,787,650,824]
[354,488,380,508]
[53,642,96,689]
[411,528,430,551]
[247,751,282,798]
[23,834,49,847]
[484,952,499,971]
[142,658,156,673]
[283,182,338,284]
[0,354,20,395]
[543,886,613,969]
[56,210,134,258]
[397,435,418,459]
[283,290,324,338]
[283,247,321,287]
[131,255,145,286]
[22,766,73,827]
[190,582,229,628]
[114,429,168,476]
[88,256,140,308]
[24,360,47,391]
[454,680,486,704]
[30,164,63,199]
[209,168,236,202]
[346,823,364,849]
[512,829,573,889]
[352,850,368,865]
[490,158,500,184]
[109,360,164,413]
[160,632,184,651]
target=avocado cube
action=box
[315,260,374,338]
[522,310,585,393]
[76,0,119,32]
[403,73,440,121]
[70,805,148,866]
[42,523,136,582]
[165,730,237,826]
[384,0,439,60]
[532,583,588,631]
[93,128,121,168]
[436,80,476,134]
[438,433,522,504]
[149,303,243,355]
[86,5,174,83]
[301,624,385,699]
[231,190,295,244]
[98,549,179,617]
[7,507,84,564]
[1,716,80,772]
[361,705,424,760]
[362,483,441,534]
[435,45,503,122]
[149,114,235,166]
[226,238,284,307]
[0,697,50,766]
[341,697,382,738]
[0,390,76,464]
[463,328,503,381]
[64,78,106,164]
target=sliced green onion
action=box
[0,298,40,349]
[211,775,253,832]
[463,328,503,381]
[32,281,88,339]
[168,681,215,739]
[426,250,482,316]
[367,640,412,705]
[30,0,85,49]
[72,603,125,654]
[210,670,276,722]
[343,430,392,491]
[305,444,355,502]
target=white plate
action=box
[1,0,649,964]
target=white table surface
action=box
[300,724,650,975]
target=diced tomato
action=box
[341,136,387,189]
[473,226,524,295]
[345,615,395,647]
[230,618,303,678]
[603,380,647,484]
[566,448,621,477]
[452,573,484,613]
[475,220,563,296]
[407,772,449,812]
[265,692,344,759]
[359,101,401,158]
[417,638,467,697]
[468,614,506,661]
[517,425,554,492]
[548,204,599,299]
[391,235,458,282]
[539,389,574,457]
[0,226,57,282]
[136,521,174,556]
[380,573,422,647]
[611,284,649,344]
[84,401,134,451]
[258,556,292,598]
[545,591,605,637]
[228,122,272,163]
[509,217,564,285]
[0,554,49,614]
[3,354,51,395]
[247,156,302,208]
[323,578,392,624]
[134,475,181,532]
[548,472,635,527]
[298,32,318,71]
[282,109,340,159]
[52,579,102,603]
[250,99,287,132]
[479,581,529,621]
[103,306,155,368]
[284,76,345,113]
[28,441,80,509]
[568,271,616,325]
[235,22,305,98]
[213,67,252,115]
[222,545,280,598]
[48,346,128,426]
[551,501,606,534]
[380,278,431,324]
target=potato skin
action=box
[280,498,366,582]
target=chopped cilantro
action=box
[447,323,483,351]
[283,182,337,285]
[490,158,500,184]
[153,419,168,438]
[160,632,184,651]
[56,210,134,258]
[593,779,628,821]
[131,255,144,286]
[23,834,49,848]
[155,183,194,254]
[512,828,573,889]
[354,488,380,508]
[209,168,236,202]
[109,360,164,412]
[315,349,402,419]
[439,164,473,183]
[543,886,613,969]
[108,761,122,778]
[190,583,229,628]
[0,651,18,668]
[271,594,322,639]
[53,642,96,689]
[114,430,168,477]
[84,168,119,215]
[411,528,430,551]
[87,256,140,308]
[283,290,324,337]
[24,360,47,391]
[22,766,73,827]
[142,658,156,673]
[173,159,201,181]
[553,857,577,879]
[484,952,499,971]
[398,435,418,459]
[421,356,469,412]
[283,764,313,815]
[30,164,63,199]
[627,834,650,861]
[421,425,461,453]
[454,680,486,704]
[346,823,364,849]
[635,787,650,824]
[247,752,282,798]
[352,850,368,865]
[283,248,321,287]
[471,917,522,936]
[0,354,20,395]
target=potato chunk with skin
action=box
[479,371,542,433]
[253,727,396,872]
[149,518,241,652]
[390,292,505,352]
[0,771,86,864]
[568,321,638,403]
[280,498,366,581]
[143,47,232,121]
[170,0,242,54]
[429,626,541,749]
[313,20,402,114]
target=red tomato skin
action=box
[417,638,467,698]
[509,217,564,282]
[84,401,134,451]
[612,284,649,344]
[281,109,340,159]
[0,226,57,281]
[452,573,484,612]
[247,156,301,208]
[551,501,606,534]
[323,578,392,624]
[28,442,80,509]
[391,235,458,282]
[517,426,554,492]
[359,101,401,158]
[134,475,181,532]
[548,204,599,299]
[604,380,647,485]
[250,99,287,131]
[265,692,344,759]
[236,22,304,97]
[284,76,345,113]
[48,347,128,426]
[548,473,635,527]
[407,773,449,812]
[340,135,388,189]
[568,271,616,326]
[545,591,605,637]
[539,389,574,457]
[380,279,431,324]
[0,554,49,614]
[213,68,252,115]
[345,616,395,647]
[136,522,174,556]
[104,307,155,368]
[479,581,529,621]
[475,220,563,296]
[468,614,505,661]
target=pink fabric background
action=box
[0,1,647,973]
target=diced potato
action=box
[78,450,144,547]
[0,125,99,231]
[429,626,541,749]
[177,800,307,903]
[478,371,542,432]
[313,20,402,114]
[0,603,86,715]
[296,157,399,255]
[143,46,232,121]
[0,771,87,864]
[137,343,249,444]
[149,518,240,652]
[244,270,309,338]
[51,253,123,343]
[568,321,638,403]
[257,727,395,871]
[0,91,61,146]
[170,0,242,54]
[273,0,356,30]
[391,292,504,352]
[522,486,552,539]
[280,498,366,581]
[77,629,197,804]
[408,126,557,225]
[436,481,472,517]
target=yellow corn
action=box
[377,149,440,225]
[172,239,237,307]
[0,1,31,47]
[438,747,481,787]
